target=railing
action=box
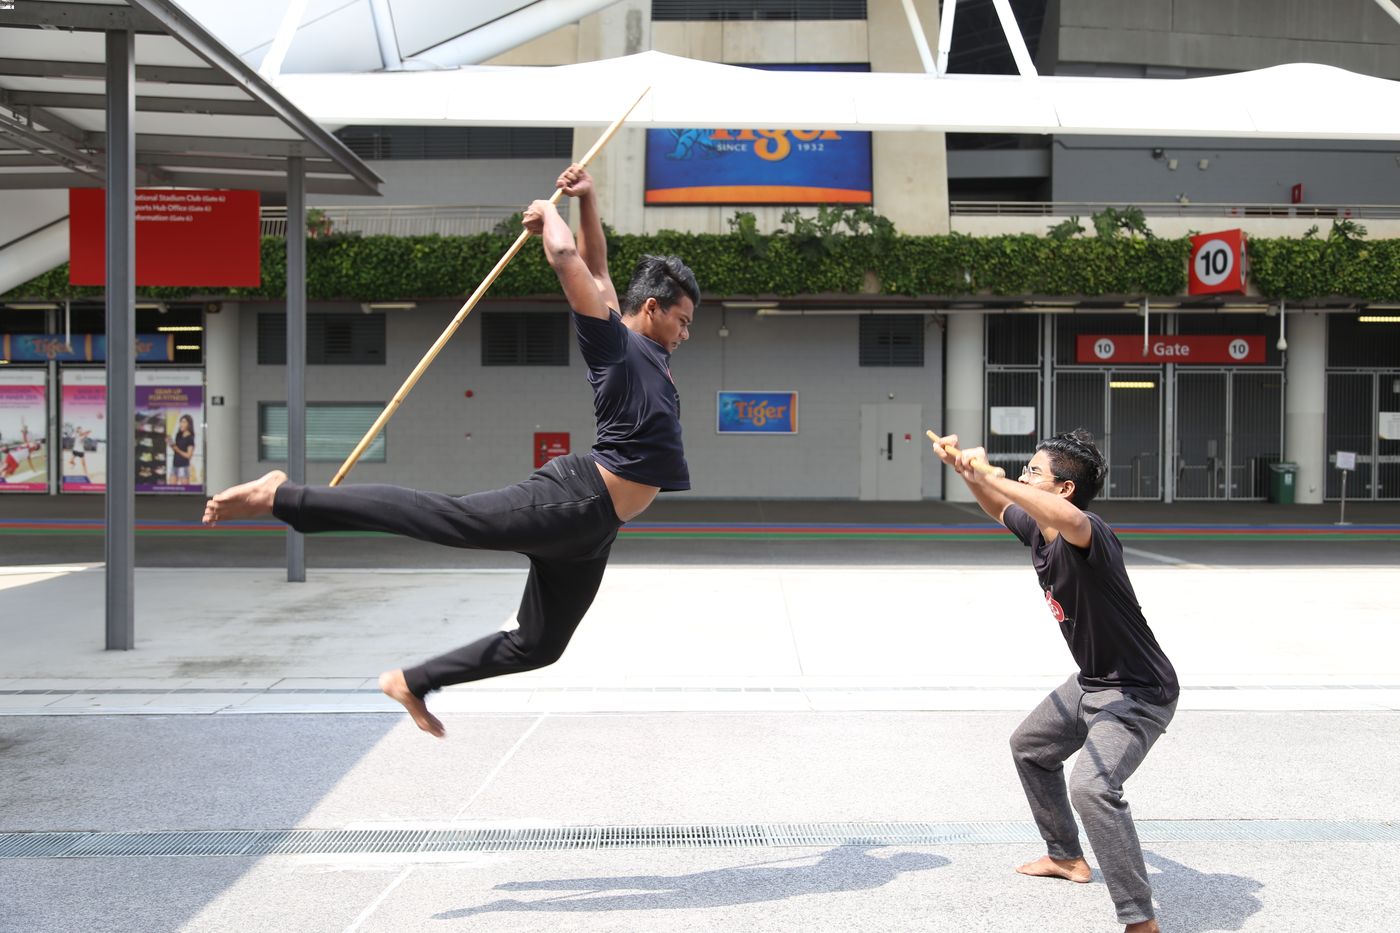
[950,201,1400,219]
[259,204,567,238]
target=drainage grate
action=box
[0,820,1395,859]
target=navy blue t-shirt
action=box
[572,309,690,492]
[1004,504,1179,706]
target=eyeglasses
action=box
[1020,463,1060,484]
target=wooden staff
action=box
[329,87,652,486]
[925,430,1006,479]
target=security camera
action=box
[1276,336,1288,352]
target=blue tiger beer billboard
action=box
[717,391,798,434]
[645,64,872,206]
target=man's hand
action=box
[556,163,593,199]
[930,433,992,488]
[522,199,555,236]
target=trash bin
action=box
[1267,462,1298,504]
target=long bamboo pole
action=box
[925,430,1007,479]
[329,86,652,486]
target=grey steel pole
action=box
[104,30,135,650]
[286,156,306,582]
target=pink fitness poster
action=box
[60,369,107,492]
[0,370,48,492]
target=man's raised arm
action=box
[523,199,609,321]
[555,164,621,313]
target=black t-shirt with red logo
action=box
[1003,504,1179,706]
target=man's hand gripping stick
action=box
[926,430,1007,479]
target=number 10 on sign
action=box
[1189,229,1248,295]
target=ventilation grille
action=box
[257,312,386,366]
[859,314,924,367]
[3,820,1395,860]
[481,311,571,366]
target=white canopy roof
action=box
[0,0,381,194]
[273,50,1400,141]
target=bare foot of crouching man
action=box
[1016,854,1093,883]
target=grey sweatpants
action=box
[1010,675,1176,925]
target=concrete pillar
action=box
[1284,310,1326,504]
[945,311,985,502]
[574,0,649,235]
[868,0,949,235]
[203,302,241,494]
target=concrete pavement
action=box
[1,501,1398,932]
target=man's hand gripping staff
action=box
[926,430,1006,481]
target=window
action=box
[859,315,924,367]
[257,312,386,365]
[258,403,386,463]
[986,313,1040,366]
[481,311,570,366]
[653,0,866,21]
[334,126,573,161]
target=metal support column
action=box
[286,156,306,582]
[1163,313,1175,503]
[104,29,135,650]
[1040,313,1054,435]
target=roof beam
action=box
[160,168,373,195]
[1,2,164,34]
[132,0,382,193]
[0,57,236,86]
[989,0,1038,77]
[4,90,274,116]
[0,151,62,167]
[134,152,337,172]
[89,131,312,157]
[0,171,100,189]
[0,111,103,177]
[0,92,93,142]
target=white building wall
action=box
[237,302,945,498]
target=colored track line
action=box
[1,519,1397,541]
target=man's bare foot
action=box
[1015,854,1092,883]
[202,470,287,526]
[1125,921,1160,933]
[379,670,445,738]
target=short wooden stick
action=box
[926,430,1006,479]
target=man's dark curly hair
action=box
[1037,428,1108,508]
[621,254,700,316]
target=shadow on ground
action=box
[1147,851,1264,932]
[435,846,948,918]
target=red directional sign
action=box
[1076,334,1266,365]
[69,188,261,287]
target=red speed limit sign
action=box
[1189,229,1248,295]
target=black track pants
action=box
[271,453,621,697]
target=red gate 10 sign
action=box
[1188,229,1248,295]
[69,188,261,287]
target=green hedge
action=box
[7,231,1399,303]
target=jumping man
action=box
[203,164,699,737]
[931,429,1179,933]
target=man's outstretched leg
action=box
[203,470,287,525]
